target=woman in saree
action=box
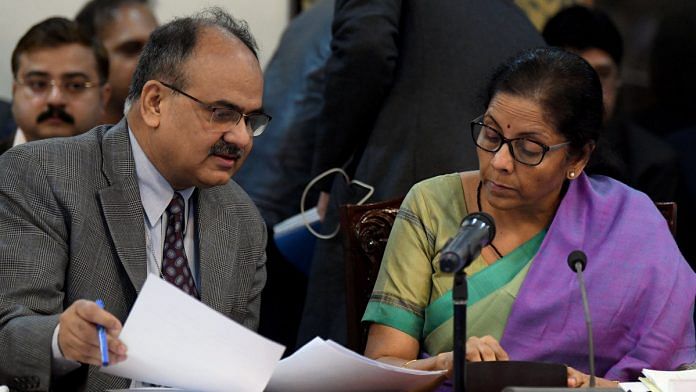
[362,47,695,388]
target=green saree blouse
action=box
[362,174,545,355]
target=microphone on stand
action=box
[440,212,496,273]
[500,251,623,392]
[439,212,495,392]
[500,251,622,392]
[567,250,596,388]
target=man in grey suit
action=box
[0,8,271,391]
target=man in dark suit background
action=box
[233,0,334,352]
[0,7,270,391]
[0,17,112,156]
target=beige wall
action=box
[0,0,290,101]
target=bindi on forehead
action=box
[507,124,511,129]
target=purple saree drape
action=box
[500,174,695,381]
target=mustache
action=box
[209,140,243,160]
[36,106,75,125]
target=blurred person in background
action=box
[234,0,334,353]
[76,0,157,124]
[543,5,678,203]
[1,17,111,156]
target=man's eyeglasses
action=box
[159,81,271,137]
[470,116,570,166]
[16,76,97,98]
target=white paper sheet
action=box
[101,275,285,392]
[265,337,446,392]
[619,382,649,392]
[108,389,189,391]
[643,368,696,392]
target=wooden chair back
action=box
[655,201,677,237]
[339,197,403,353]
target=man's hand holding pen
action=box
[57,299,127,366]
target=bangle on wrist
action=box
[403,359,417,368]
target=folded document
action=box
[101,275,285,392]
[640,368,696,392]
[102,276,444,392]
[266,337,446,391]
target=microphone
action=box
[501,252,617,391]
[440,212,495,273]
[567,250,596,388]
[567,250,587,272]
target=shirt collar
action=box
[128,128,195,228]
[12,128,26,147]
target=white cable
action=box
[300,167,374,239]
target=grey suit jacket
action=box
[0,120,267,391]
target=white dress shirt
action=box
[12,128,26,147]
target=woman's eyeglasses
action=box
[470,116,570,166]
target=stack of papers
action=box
[101,276,285,391]
[620,368,696,392]
[266,337,446,391]
[641,368,696,392]
[103,276,445,392]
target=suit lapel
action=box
[196,188,240,315]
[98,119,148,293]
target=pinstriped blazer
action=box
[0,119,267,391]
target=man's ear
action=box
[98,83,112,114]
[139,81,164,128]
[567,142,595,180]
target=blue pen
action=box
[95,299,109,367]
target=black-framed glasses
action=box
[159,81,271,136]
[470,116,570,166]
[16,76,97,98]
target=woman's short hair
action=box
[485,47,603,156]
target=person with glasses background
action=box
[362,48,695,390]
[0,17,111,156]
[0,8,270,390]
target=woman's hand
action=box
[398,352,452,376]
[400,335,509,376]
[465,335,509,362]
[365,326,509,390]
[566,366,619,388]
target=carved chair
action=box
[339,197,403,353]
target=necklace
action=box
[476,181,504,259]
